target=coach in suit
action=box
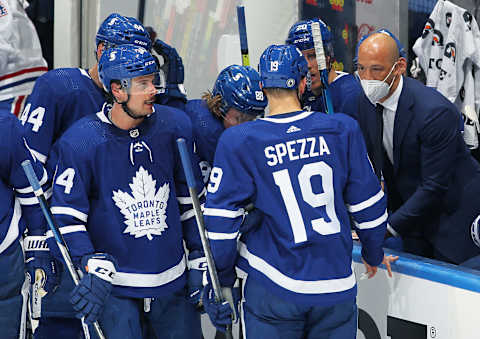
[354,32,480,264]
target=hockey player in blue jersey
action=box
[20,13,153,338]
[46,44,205,338]
[0,114,49,338]
[185,65,267,338]
[286,18,362,118]
[185,64,267,183]
[202,44,393,338]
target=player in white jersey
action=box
[0,0,47,116]
[202,44,396,338]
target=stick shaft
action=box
[21,160,105,339]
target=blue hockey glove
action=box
[24,235,63,319]
[187,250,207,308]
[70,253,117,324]
[240,205,264,234]
[153,39,187,102]
[202,283,240,332]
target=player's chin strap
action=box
[116,96,144,120]
[112,81,144,120]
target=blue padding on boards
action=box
[352,242,480,293]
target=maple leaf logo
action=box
[112,166,169,240]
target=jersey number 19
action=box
[273,161,340,243]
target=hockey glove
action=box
[24,235,63,319]
[153,39,187,102]
[70,253,117,324]
[187,250,207,308]
[203,283,240,332]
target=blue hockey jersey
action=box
[204,110,386,306]
[184,99,225,183]
[46,103,204,298]
[302,72,362,119]
[0,113,48,254]
[20,68,105,163]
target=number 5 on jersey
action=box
[56,168,75,194]
[20,103,45,132]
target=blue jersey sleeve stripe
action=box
[239,242,356,294]
[16,167,48,193]
[207,231,239,240]
[51,206,88,223]
[347,189,384,213]
[203,207,244,218]
[45,225,86,239]
[113,255,186,288]
[353,210,388,229]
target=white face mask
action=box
[357,62,397,105]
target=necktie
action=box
[374,104,384,181]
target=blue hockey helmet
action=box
[354,28,407,65]
[98,44,159,93]
[258,44,308,89]
[286,18,333,57]
[212,65,267,116]
[96,13,152,51]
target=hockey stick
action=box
[236,6,249,66]
[176,139,234,339]
[21,160,105,339]
[311,21,334,114]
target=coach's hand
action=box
[70,253,117,324]
[362,254,399,279]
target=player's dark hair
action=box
[202,91,223,120]
[105,80,122,104]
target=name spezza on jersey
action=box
[204,110,386,305]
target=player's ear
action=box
[298,76,307,97]
[96,42,105,61]
[111,82,126,102]
[396,57,407,76]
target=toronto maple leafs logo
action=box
[112,166,169,240]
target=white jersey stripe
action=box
[207,231,239,240]
[239,242,356,294]
[203,207,244,219]
[347,189,384,213]
[16,167,48,193]
[113,255,186,288]
[354,211,388,230]
[17,187,52,205]
[177,187,206,204]
[46,225,87,239]
[51,206,88,223]
[260,111,314,124]
[0,199,21,254]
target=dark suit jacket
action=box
[355,76,480,263]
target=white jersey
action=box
[0,0,47,101]
[413,0,480,149]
